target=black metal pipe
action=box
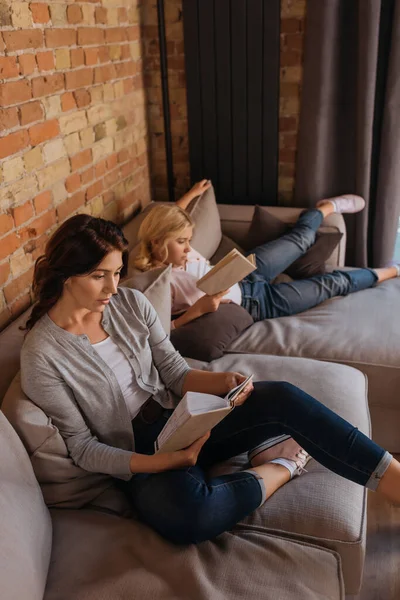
[157,0,175,202]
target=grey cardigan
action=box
[21,288,191,481]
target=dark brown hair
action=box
[25,214,129,331]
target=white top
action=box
[170,248,242,315]
[92,336,150,419]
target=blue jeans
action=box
[240,209,378,321]
[124,382,391,545]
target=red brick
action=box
[120,45,131,60]
[0,130,29,159]
[67,5,83,24]
[19,55,37,76]
[0,34,4,53]
[95,7,108,23]
[19,101,43,126]
[34,190,52,214]
[126,26,139,41]
[65,68,93,90]
[77,28,104,46]
[4,267,35,304]
[103,190,114,205]
[279,117,297,132]
[57,191,85,222]
[19,209,56,242]
[0,233,20,261]
[123,79,134,95]
[86,180,103,201]
[0,108,19,131]
[3,30,43,52]
[13,202,34,227]
[81,167,94,185]
[280,82,299,97]
[281,50,300,67]
[281,18,302,34]
[29,119,59,146]
[107,154,118,170]
[119,8,128,23]
[94,64,116,84]
[0,262,10,286]
[118,149,129,163]
[65,173,81,193]
[10,293,31,318]
[97,46,110,63]
[286,34,303,52]
[279,148,296,162]
[73,89,91,108]
[36,51,54,71]
[84,48,99,66]
[95,160,107,178]
[30,3,50,24]
[115,61,136,78]
[0,213,14,236]
[105,169,119,187]
[61,92,77,112]
[105,28,126,44]
[0,80,32,107]
[24,232,48,261]
[45,29,76,48]
[0,57,20,79]
[70,149,92,171]
[70,48,84,68]
[32,74,64,97]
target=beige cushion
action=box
[1,372,131,513]
[121,264,172,335]
[0,411,52,600]
[202,353,369,595]
[0,309,30,404]
[227,277,400,451]
[45,508,344,600]
[187,184,222,259]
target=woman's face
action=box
[157,226,193,267]
[64,250,123,313]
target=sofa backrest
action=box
[0,410,52,600]
[0,309,30,404]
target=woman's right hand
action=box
[193,289,231,315]
[130,432,210,473]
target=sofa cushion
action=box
[210,234,245,265]
[170,303,253,361]
[244,206,343,278]
[0,309,30,404]
[187,184,222,259]
[227,277,400,450]
[1,372,131,513]
[121,264,172,335]
[122,201,155,252]
[202,353,369,595]
[45,508,344,600]
[0,411,52,600]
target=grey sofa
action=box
[0,201,383,599]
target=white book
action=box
[196,249,256,296]
[155,375,253,453]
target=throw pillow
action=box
[121,264,172,335]
[122,201,155,252]
[170,303,253,362]
[244,206,343,279]
[187,183,222,259]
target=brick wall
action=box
[142,0,306,203]
[0,0,152,331]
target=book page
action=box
[196,251,256,295]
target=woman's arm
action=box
[182,370,253,403]
[175,179,211,210]
[172,291,230,329]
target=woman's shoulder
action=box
[21,316,55,362]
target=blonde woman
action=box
[134,180,400,328]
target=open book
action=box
[155,375,253,453]
[196,249,256,295]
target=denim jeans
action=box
[124,381,391,545]
[240,209,378,321]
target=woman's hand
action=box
[188,179,211,200]
[130,432,210,473]
[193,289,231,316]
[224,372,254,406]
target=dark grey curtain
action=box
[295,0,400,267]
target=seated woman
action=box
[21,214,400,545]
[134,180,400,328]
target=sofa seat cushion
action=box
[200,353,369,595]
[226,278,400,449]
[0,411,52,600]
[45,508,344,600]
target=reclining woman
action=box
[134,179,400,329]
[20,214,400,545]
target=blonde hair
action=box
[134,204,194,271]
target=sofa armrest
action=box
[217,204,347,269]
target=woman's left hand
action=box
[224,372,254,406]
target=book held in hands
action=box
[155,375,253,453]
[196,249,257,296]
